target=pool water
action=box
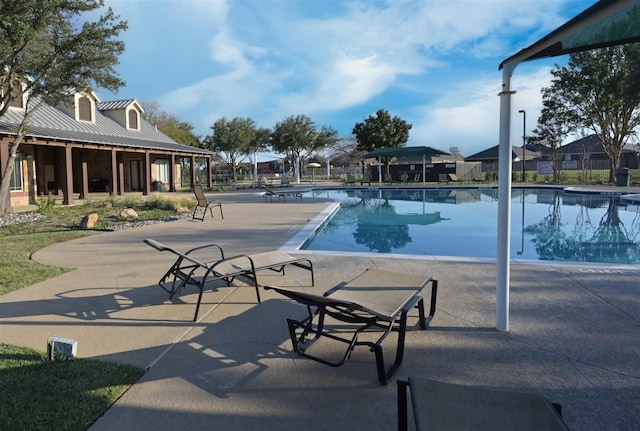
[300,188,640,264]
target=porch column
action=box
[170,155,176,192]
[62,146,74,205]
[144,151,151,195]
[206,156,212,187]
[80,161,89,199]
[191,155,196,187]
[118,162,125,195]
[111,149,119,195]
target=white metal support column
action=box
[496,63,516,332]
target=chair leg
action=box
[397,380,409,431]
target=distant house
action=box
[0,90,211,210]
[465,145,541,173]
[556,134,638,169]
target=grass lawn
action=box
[0,193,195,295]
[0,343,143,431]
[0,193,195,430]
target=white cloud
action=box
[410,65,554,156]
[103,0,588,150]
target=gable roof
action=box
[0,97,208,155]
[466,145,540,161]
[97,99,144,113]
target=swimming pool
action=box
[298,187,640,264]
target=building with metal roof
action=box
[1,91,212,210]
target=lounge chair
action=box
[360,172,372,186]
[264,268,438,384]
[192,183,223,221]
[397,377,570,431]
[262,185,303,202]
[344,174,356,186]
[438,173,457,184]
[144,239,314,321]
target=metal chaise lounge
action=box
[264,268,438,384]
[397,377,570,431]
[262,185,303,202]
[144,239,314,321]
[192,183,223,221]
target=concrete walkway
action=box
[1,189,639,430]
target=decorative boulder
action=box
[80,213,99,229]
[120,208,138,219]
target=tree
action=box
[270,115,337,177]
[352,109,411,176]
[247,127,271,156]
[0,0,127,212]
[530,87,574,184]
[545,44,640,183]
[324,137,365,169]
[203,117,256,182]
[352,109,411,152]
[141,102,202,148]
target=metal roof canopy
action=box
[363,146,448,159]
[362,146,450,185]
[496,0,640,331]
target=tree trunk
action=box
[0,131,26,213]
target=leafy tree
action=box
[352,109,411,152]
[545,44,640,182]
[203,117,256,182]
[141,102,201,148]
[352,109,411,176]
[270,115,337,177]
[0,0,127,212]
[247,127,271,156]
[530,87,573,184]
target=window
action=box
[128,109,138,130]
[78,96,92,121]
[10,154,23,191]
[155,159,169,182]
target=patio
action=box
[0,189,638,430]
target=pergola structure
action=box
[362,146,449,185]
[496,0,640,331]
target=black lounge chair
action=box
[262,185,303,202]
[264,268,438,384]
[144,239,314,321]
[192,183,223,221]
[397,377,570,431]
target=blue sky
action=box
[100,0,596,159]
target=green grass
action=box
[0,195,196,430]
[0,343,143,431]
[0,231,96,295]
[0,194,196,295]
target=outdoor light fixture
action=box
[47,335,78,360]
[518,110,526,182]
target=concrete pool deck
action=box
[1,188,639,430]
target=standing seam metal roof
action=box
[0,98,210,155]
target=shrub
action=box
[122,195,139,208]
[36,193,57,213]
[145,194,177,211]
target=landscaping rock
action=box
[120,208,138,219]
[80,213,99,229]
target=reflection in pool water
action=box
[301,188,640,264]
